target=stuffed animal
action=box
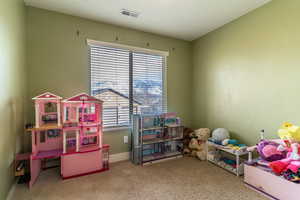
[270,143,300,174]
[257,140,286,162]
[211,128,230,144]
[188,128,211,160]
[278,122,300,142]
[183,127,194,154]
[268,122,300,174]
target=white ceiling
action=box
[24,0,271,41]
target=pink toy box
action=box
[27,92,110,188]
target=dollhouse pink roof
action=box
[63,93,103,103]
[32,92,63,100]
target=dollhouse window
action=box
[90,104,95,114]
[45,102,57,113]
[40,131,46,143]
[89,41,167,129]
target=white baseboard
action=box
[109,152,130,163]
[6,179,18,200]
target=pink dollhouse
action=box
[61,93,105,179]
[28,92,109,188]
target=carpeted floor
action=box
[10,157,267,200]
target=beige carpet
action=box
[11,157,267,200]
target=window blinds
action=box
[89,43,166,129]
[132,52,166,115]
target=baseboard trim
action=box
[6,178,18,200]
[109,152,130,163]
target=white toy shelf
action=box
[206,141,248,176]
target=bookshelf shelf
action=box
[206,141,248,176]
[130,113,184,165]
[142,137,183,145]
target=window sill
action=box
[103,126,130,133]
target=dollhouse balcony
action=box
[32,149,63,160]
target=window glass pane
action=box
[90,43,167,128]
[133,52,164,115]
[90,45,130,128]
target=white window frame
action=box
[87,39,168,132]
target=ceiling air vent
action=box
[121,9,139,18]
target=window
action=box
[89,41,167,129]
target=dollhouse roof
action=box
[63,93,103,103]
[32,92,63,100]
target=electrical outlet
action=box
[124,136,128,144]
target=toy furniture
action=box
[61,93,104,179]
[27,92,109,188]
[15,153,31,184]
[131,113,183,165]
[206,141,248,176]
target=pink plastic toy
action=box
[269,143,300,174]
[28,92,109,188]
[32,92,62,128]
[61,93,104,179]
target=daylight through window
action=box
[90,43,167,129]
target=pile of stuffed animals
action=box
[183,122,300,183]
[255,122,300,183]
[183,128,211,160]
[183,127,247,160]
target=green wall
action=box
[0,0,26,199]
[26,7,193,154]
[3,0,300,197]
[192,0,300,145]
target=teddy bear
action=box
[182,127,194,154]
[188,128,211,160]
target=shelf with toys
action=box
[131,113,184,165]
[206,128,248,176]
[142,151,183,164]
[142,137,183,145]
[142,127,164,131]
[207,141,248,156]
[24,92,110,188]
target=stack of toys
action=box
[27,92,110,188]
[217,157,238,171]
[248,122,300,183]
[268,123,300,183]
[208,128,247,153]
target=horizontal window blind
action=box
[133,52,166,114]
[90,45,130,128]
[89,42,167,129]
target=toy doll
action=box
[269,123,300,174]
